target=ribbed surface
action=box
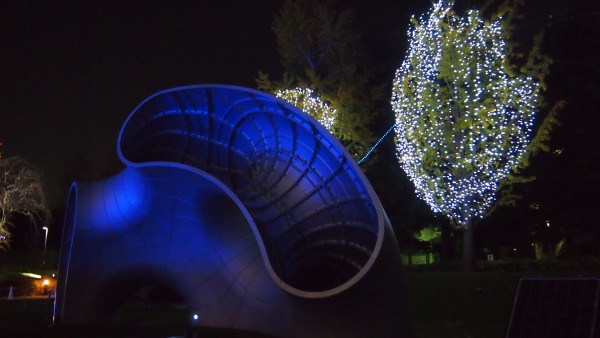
[118,86,379,292]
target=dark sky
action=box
[1,1,285,205]
[0,0,426,207]
[1,0,599,249]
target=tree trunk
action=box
[462,219,475,271]
[440,217,454,260]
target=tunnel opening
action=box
[89,270,190,337]
[110,283,190,337]
[113,283,186,326]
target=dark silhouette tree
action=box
[258,0,381,159]
[0,156,49,251]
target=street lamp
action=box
[42,226,48,265]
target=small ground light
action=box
[186,313,201,338]
[43,279,50,294]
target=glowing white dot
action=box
[275,87,336,132]
[391,0,541,227]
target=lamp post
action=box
[42,226,48,265]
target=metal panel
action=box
[56,85,410,337]
[507,277,600,338]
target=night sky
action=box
[1,1,285,205]
[2,0,600,255]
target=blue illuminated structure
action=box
[55,85,410,337]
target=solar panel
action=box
[506,277,600,338]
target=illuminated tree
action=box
[258,0,380,158]
[275,87,336,132]
[392,0,560,269]
[0,156,49,251]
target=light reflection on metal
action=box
[55,85,410,337]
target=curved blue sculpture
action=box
[56,85,410,337]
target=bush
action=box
[405,257,600,274]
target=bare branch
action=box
[0,156,49,251]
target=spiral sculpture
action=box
[55,85,410,337]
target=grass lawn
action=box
[406,271,523,338]
[0,270,586,337]
[0,298,276,337]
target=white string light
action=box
[392,1,540,226]
[276,87,337,132]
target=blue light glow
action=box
[56,85,408,338]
